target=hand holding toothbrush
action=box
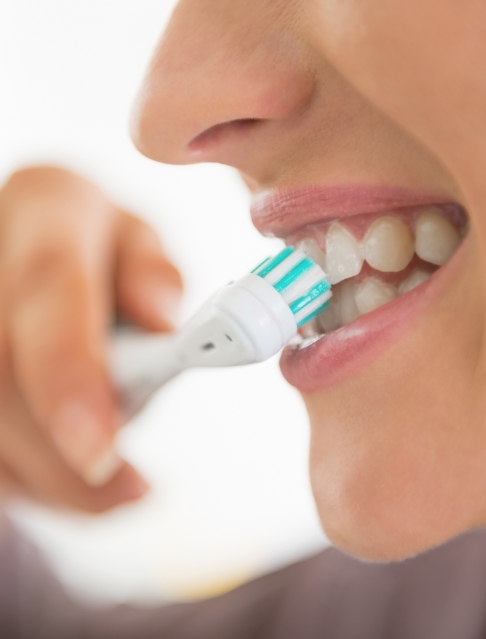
[0,166,182,511]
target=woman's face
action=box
[133,0,486,560]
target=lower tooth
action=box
[398,269,431,295]
[336,279,360,325]
[315,279,360,332]
[316,299,342,332]
[355,278,398,315]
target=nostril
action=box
[187,118,263,155]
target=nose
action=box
[132,0,315,174]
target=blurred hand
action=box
[0,166,182,512]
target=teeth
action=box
[398,269,431,295]
[314,268,426,334]
[296,208,464,335]
[363,216,415,272]
[298,238,327,270]
[415,209,461,265]
[336,279,360,325]
[316,299,341,333]
[324,223,364,285]
[355,278,398,315]
[315,279,360,333]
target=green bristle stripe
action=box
[273,257,314,293]
[256,246,294,278]
[289,280,331,315]
[297,300,331,327]
[251,256,271,273]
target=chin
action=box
[309,445,480,562]
[316,506,437,563]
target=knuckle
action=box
[3,166,93,198]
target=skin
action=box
[0,167,182,512]
[1,0,484,560]
[133,0,486,560]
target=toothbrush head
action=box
[251,245,331,328]
[184,245,332,367]
[110,246,332,419]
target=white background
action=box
[0,0,326,602]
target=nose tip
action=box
[131,2,315,168]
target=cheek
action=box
[303,244,486,560]
[312,1,486,194]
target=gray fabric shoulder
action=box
[4,512,486,639]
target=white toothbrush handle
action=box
[110,329,184,421]
[109,274,298,421]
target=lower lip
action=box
[280,239,468,393]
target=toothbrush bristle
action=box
[252,246,332,326]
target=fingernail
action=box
[152,287,182,328]
[50,398,115,480]
[125,474,151,501]
[84,448,123,487]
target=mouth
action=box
[251,184,468,392]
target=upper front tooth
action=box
[355,278,398,315]
[325,223,363,285]
[415,209,461,265]
[298,238,327,270]
[363,216,415,272]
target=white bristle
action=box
[262,250,303,285]
[293,290,332,325]
[280,263,327,304]
[258,247,332,322]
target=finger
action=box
[0,460,21,501]
[0,364,149,512]
[115,212,183,332]
[3,442,149,514]
[5,256,120,487]
[0,169,120,486]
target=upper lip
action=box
[250,184,453,237]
